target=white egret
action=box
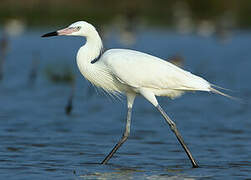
[42,21,231,168]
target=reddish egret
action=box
[42,21,231,168]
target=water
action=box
[0,27,250,179]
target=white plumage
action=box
[101,48,211,97]
[42,21,230,167]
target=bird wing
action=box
[102,49,210,91]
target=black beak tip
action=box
[41,31,58,37]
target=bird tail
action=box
[209,85,241,102]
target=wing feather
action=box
[101,49,210,92]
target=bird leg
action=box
[101,107,132,164]
[156,105,199,168]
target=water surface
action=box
[0,27,250,179]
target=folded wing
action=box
[102,49,210,92]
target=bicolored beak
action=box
[41,27,78,37]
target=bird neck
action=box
[77,29,103,66]
[76,29,104,81]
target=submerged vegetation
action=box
[44,63,75,84]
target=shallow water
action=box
[0,27,250,179]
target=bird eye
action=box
[76,26,81,30]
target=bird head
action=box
[41,21,96,37]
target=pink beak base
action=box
[57,27,78,35]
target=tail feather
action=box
[209,87,241,102]
[210,83,235,92]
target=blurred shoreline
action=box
[0,0,251,29]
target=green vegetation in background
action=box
[0,0,251,28]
